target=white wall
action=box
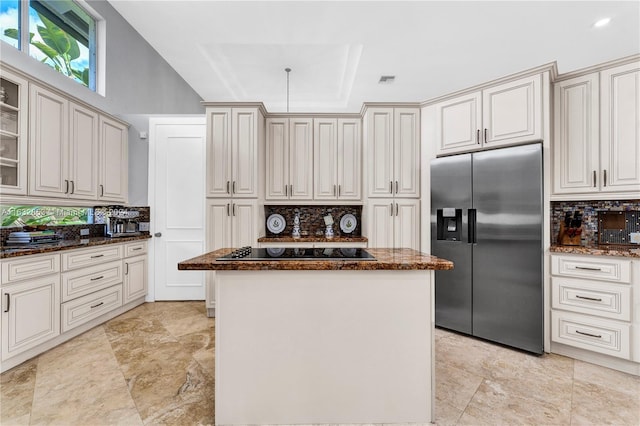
[1,0,205,204]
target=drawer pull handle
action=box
[90,254,104,259]
[90,275,104,281]
[132,247,142,251]
[574,266,602,271]
[576,295,602,302]
[575,330,602,339]
[90,302,104,309]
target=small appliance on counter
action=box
[94,206,150,238]
[558,210,583,246]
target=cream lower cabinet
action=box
[123,241,148,304]
[1,253,61,362]
[0,241,148,372]
[1,274,61,362]
[434,74,542,156]
[553,60,640,198]
[550,254,639,373]
[365,199,420,250]
[205,199,258,316]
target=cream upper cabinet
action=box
[435,74,542,155]
[553,74,600,194]
[29,83,69,197]
[69,102,99,199]
[29,83,126,202]
[98,115,128,203]
[0,68,28,195]
[366,198,420,250]
[600,62,640,193]
[314,118,361,200]
[206,107,260,198]
[553,61,640,197]
[266,117,313,200]
[435,92,482,154]
[366,107,419,198]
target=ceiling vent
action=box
[378,75,395,84]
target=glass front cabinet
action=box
[0,69,28,195]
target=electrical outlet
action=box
[80,228,90,236]
[630,232,640,244]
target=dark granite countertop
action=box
[549,244,640,258]
[257,236,368,243]
[0,235,152,259]
[178,248,454,271]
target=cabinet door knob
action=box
[154,232,162,237]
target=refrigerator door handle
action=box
[468,209,477,244]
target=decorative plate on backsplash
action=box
[266,214,286,234]
[339,214,357,234]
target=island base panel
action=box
[215,269,434,424]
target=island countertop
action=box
[178,247,454,271]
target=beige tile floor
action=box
[1,301,639,425]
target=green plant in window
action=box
[4,12,89,86]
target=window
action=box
[0,0,97,91]
[1,205,93,227]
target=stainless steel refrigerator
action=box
[430,143,543,354]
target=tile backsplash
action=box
[551,200,640,245]
[264,205,362,237]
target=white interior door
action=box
[150,117,206,300]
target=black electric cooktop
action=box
[217,247,376,261]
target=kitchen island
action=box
[178,247,453,425]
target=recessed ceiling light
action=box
[379,75,395,84]
[593,17,611,28]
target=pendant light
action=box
[285,67,291,113]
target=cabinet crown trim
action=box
[421,62,556,107]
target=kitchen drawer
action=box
[551,254,631,283]
[1,253,60,284]
[551,277,631,321]
[62,245,123,271]
[61,284,123,333]
[61,260,124,303]
[124,241,147,257]
[551,311,630,359]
